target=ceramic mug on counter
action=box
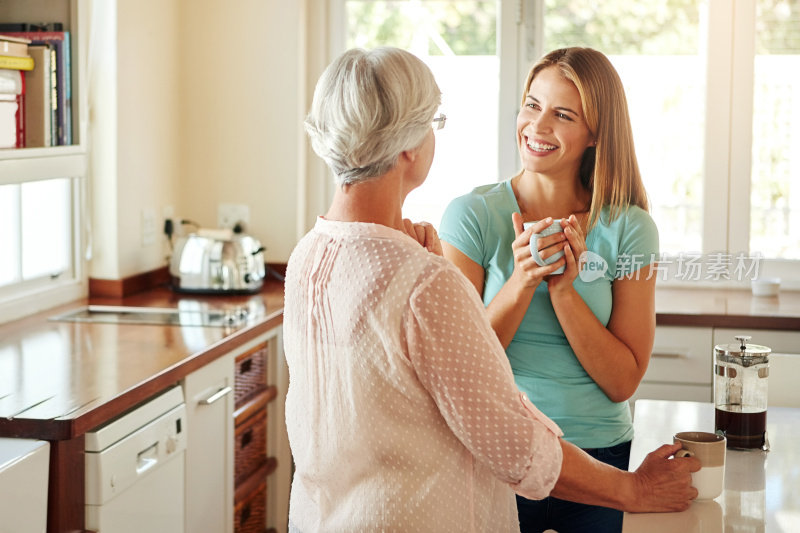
[524,219,565,274]
[674,431,726,500]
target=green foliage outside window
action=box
[346,1,496,55]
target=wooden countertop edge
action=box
[0,310,284,441]
[656,312,800,330]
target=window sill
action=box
[0,279,87,325]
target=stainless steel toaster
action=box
[169,229,266,294]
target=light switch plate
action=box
[141,207,157,246]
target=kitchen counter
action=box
[0,279,285,440]
[655,286,800,330]
[623,399,800,533]
[0,279,285,533]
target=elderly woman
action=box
[284,46,698,533]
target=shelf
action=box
[233,385,277,421]
[0,0,88,185]
[234,457,278,503]
[0,147,87,183]
[0,144,85,160]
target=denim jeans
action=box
[516,440,631,533]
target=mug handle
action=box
[529,234,548,267]
[675,449,694,458]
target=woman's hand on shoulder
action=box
[510,212,562,290]
[403,219,443,256]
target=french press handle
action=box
[734,335,751,350]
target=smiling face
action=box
[516,66,595,182]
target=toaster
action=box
[169,229,266,294]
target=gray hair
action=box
[304,47,441,185]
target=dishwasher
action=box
[85,386,187,533]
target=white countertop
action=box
[623,399,800,533]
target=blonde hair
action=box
[522,47,648,228]
[305,47,441,185]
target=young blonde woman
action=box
[440,47,659,532]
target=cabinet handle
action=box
[652,351,684,359]
[241,428,253,448]
[199,386,233,405]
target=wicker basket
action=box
[234,479,267,533]
[235,342,268,407]
[235,408,267,485]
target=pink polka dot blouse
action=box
[283,217,563,532]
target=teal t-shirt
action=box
[439,180,659,448]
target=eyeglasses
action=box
[432,113,447,130]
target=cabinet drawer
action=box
[235,408,267,486]
[234,479,266,533]
[632,382,712,404]
[645,326,713,385]
[235,342,268,407]
[769,353,800,408]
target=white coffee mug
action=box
[523,220,565,274]
[674,431,726,500]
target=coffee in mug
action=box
[523,220,565,274]
[674,431,726,500]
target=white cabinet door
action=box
[630,326,714,411]
[184,352,235,533]
[648,326,714,384]
[264,326,291,533]
[631,382,712,406]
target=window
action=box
[331,0,799,287]
[749,0,800,259]
[0,171,85,322]
[340,0,502,226]
[0,178,72,284]
[533,0,799,286]
[537,0,705,255]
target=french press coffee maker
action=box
[714,335,770,449]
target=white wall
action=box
[178,0,302,264]
[116,0,182,277]
[89,0,303,279]
[89,0,182,279]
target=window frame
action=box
[0,152,87,323]
[317,0,799,290]
[523,0,798,289]
[322,0,521,213]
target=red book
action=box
[15,70,25,147]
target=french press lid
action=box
[714,335,771,366]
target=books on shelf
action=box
[0,23,63,33]
[0,53,33,70]
[2,30,71,145]
[24,44,52,147]
[0,68,25,148]
[0,34,31,57]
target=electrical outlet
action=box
[218,203,250,230]
[141,207,157,246]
